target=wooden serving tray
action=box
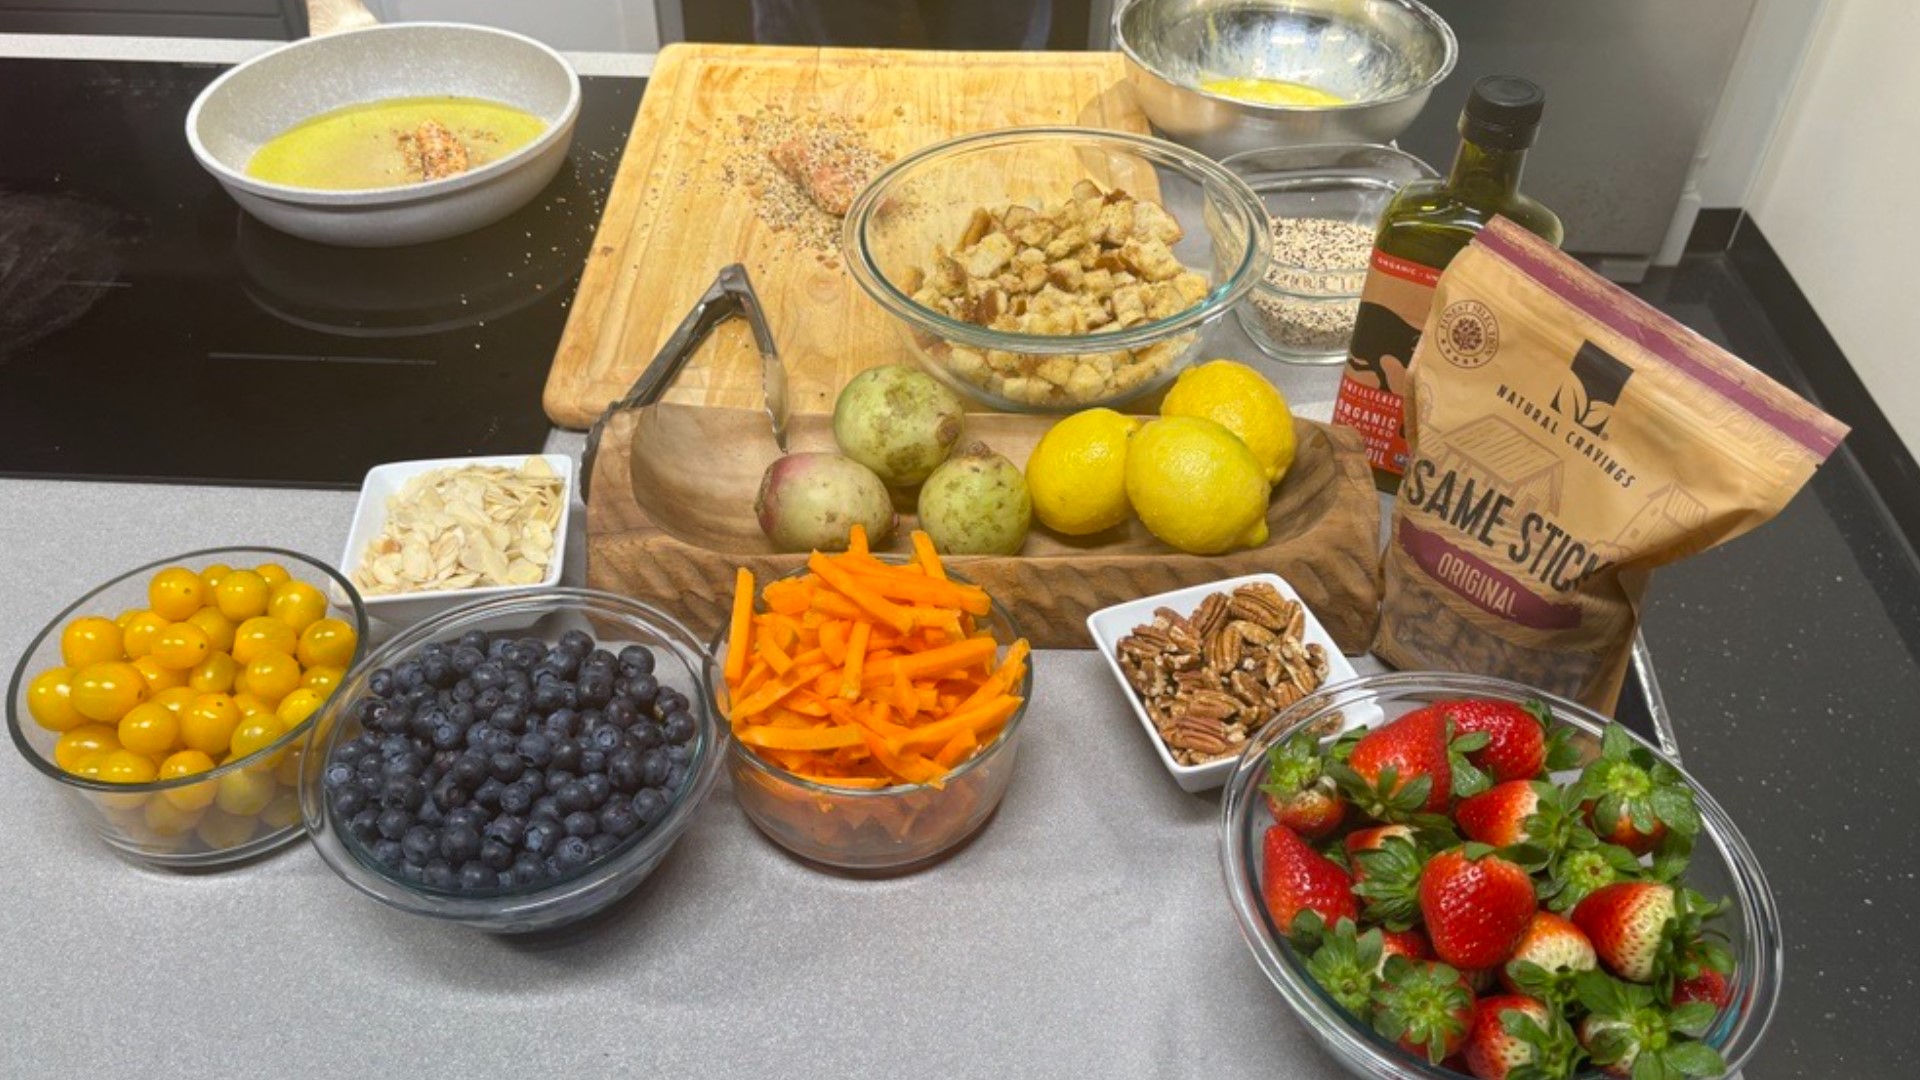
[586,403,1384,651]
[543,43,1150,428]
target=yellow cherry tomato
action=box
[300,664,344,697]
[260,791,303,830]
[142,796,203,838]
[267,581,327,634]
[71,749,114,780]
[54,724,120,771]
[254,563,291,588]
[214,767,275,816]
[231,693,272,720]
[150,685,199,718]
[297,617,359,670]
[196,809,256,849]
[184,608,236,653]
[150,622,214,671]
[117,702,181,757]
[96,748,158,785]
[228,714,287,761]
[199,563,233,590]
[25,667,83,732]
[158,749,218,811]
[242,649,301,705]
[180,693,242,756]
[60,616,125,668]
[69,661,148,722]
[275,688,325,730]
[214,569,270,621]
[273,746,305,787]
[232,616,297,665]
[188,652,237,694]
[130,655,186,694]
[120,611,170,660]
[114,608,142,629]
[147,567,209,621]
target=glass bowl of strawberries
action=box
[1219,671,1781,1080]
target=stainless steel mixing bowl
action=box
[1115,0,1456,158]
[186,22,580,247]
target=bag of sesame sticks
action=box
[1374,217,1848,712]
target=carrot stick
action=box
[848,523,869,556]
[755,630,794,676]
[911,530,947,580]
[841,567,990,615]
[898,695,1023,750]
[862,636,997,686]
[729,677,805,721]
[934,728,978,768]
[957,639,1030,712]
[762,578,812,615]
[818,620,849,666]
[841,621,871,699]
[808,552,913,633]
[738,724,868,751]
[725,567,754,683]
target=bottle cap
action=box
[1461,75,1546,151]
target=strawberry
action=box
[1670,968,1729,1008]
[1461,995,1579,1080]
[1500,911,1597,1002]
[1302,918,1386,1016]
[1572,882,1674,983]
[1575,970,1725,1078]
[1379,927,1432,967]
[1329,707,1491,820]
[1437,698,1574,783]
[1345,824,1414,883]
[1418,847,1537,970]
[1372,957,1476,1066]
[1576,724,1702,856]
[1261,734,1346,839]
[1262,824,1359,938]
[1539,841,1644,914]
[1455,780,1541,847]
[1351,832,1428,930]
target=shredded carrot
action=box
[720,533,1028,790]
[848,523,870,557]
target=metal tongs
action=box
[581,264,789,501]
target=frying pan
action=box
[185,5,580,247]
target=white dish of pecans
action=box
[336,454,573,627]
[1087,574,1358,793]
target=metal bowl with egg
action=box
[1115,0,1457,158]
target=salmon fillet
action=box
[768,135,871,217]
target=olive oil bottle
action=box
[1333,75,1564,491]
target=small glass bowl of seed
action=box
[1220,144,1437,365]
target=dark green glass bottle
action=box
[1333,76,1565,492]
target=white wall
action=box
[1749,0,1916,456]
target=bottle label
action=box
[1333,249,1444,477]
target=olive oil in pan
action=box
[246,96,547,190]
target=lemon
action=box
[1026,409,1142,535]
[1124,417,1270,554]
[1160,359,1297,485]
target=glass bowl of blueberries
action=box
[299,588,722,933]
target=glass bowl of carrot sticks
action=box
[709,529,1034,872]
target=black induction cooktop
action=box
[0,58,642,488]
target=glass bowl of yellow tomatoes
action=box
[7,546,367,867]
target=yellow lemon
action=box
[1123,416,1271,555]
[1025,408,1142,536]
[1159,359,1297,485]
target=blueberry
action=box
[355,753,383,779]
[579,749,607,775]
[587,648,616,668]
[472,778,505,811]
[558,629,594,657]
[499,783,533,816]
[488,639,511,660]
[448,754,488,791]
[599,802,640,838]
[609,750,642,793]
[483,814,525,847]
[543,709,578,739]
[372,838,405,867]
[520,770,546,797]
[482,728,516,756]
[399,863,426,884]
[505,641,540,673]
[471,663,506,693]
[458,629,491,654]
[368,668,397,698]
[435,781,469,810]
[331,788,369,819]
[323,761,355,792]
[479,838,515,871]
[657,688,687,714]
[551,739,582,773]
[665,763,689,791]
[532,679,567,714]
[418,860,454,889]
[451,679,478,704]
[376,806,414,839]
[628,723,663,751]
[431,722,464,752]
[555,836,592,869]
[474,687,505,714]
[375,703,411,735]
[618,645,656,677]
[639,749,670,789]
[577,672,613,708]
[523,820,560,857]
[529,795,561,823]
[381,776,425,811]
[415,799,445,827]
[576,708,605,732]
[559,683,581,710]
[421,653,454,689]
[631,788,668,825]
[544,768,576,790]
[502,681,532,709]
[624,674,659,707]
[345,806,380,840]
[440,823,481,864]
[589,725,622,753]
[489,705,525,733]
[588,833,621,859]
[334,737,370,765]
[582,773,612,808]
[487,750,525,784]
[664,743,693,766]
[603,698,637,729]
[382,753,424,780]
[516,732,553,769]
[404,686,435,711]
[402,825,437,865]
[663,710,695,745]
[458,862,495,892]
[420,641,451,664]
[511,853,545,885]
[556,781,592,814]
[563,810,598,838]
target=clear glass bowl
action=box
[7,546,368,868]
[1220,672,1781,1080]
[1221,144,1436,365]
[299,588,722,932]
[845,126,1270,412]
[707,562,1032,872]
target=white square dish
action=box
[1086,573,1359,793]
[335,453,573,628]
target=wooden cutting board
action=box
[542,43,1150,429]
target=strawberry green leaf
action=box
[1575,970,1626,1016]
[1600,722,1634,760]
[1650,784,1702,838]
[1261,735,1325,798]
[1651,832,1694,882]
[1452,730,1492,753]
[1666,1001,1717,1037]
[1662,1040,1726,1077]
[1631,1054,1672,1080]
[1544,723,1583,772]
[1587,1026,1635,1065]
